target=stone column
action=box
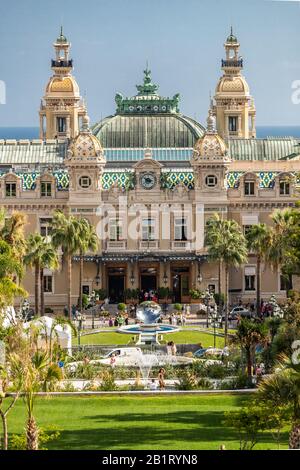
[66,115,71,139]
[238,115,242,137]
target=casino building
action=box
[0,28,299,309]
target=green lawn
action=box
[7,394,288,450]
[78,330,225,348]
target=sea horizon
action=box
[0,125,300,140]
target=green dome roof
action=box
[226,27,238,44]
[92,114,205,148]
[56,27,68,44]
[92,69,205,148]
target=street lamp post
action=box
[209,310,219,348]
[77,313,82,348]
[204,289,212,328]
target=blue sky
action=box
[0,0,300,126]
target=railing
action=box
[221,59,243,68]
[106,240,127,251]
[139,240,159,250]
[171,241,191,251]
[51,59,73,68]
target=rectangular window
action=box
[57,117,66,134]
[174,217,187,241]
[41,182,52,197]
[245,275,256,291]
[43,275,53,293]
[40,218,52,237]
[279,181,290,196]
[244,181,255,196]
[280,274,293,292]
[229,116,237,132]
[82,285,90,295]
[208,284,216,294]
[109,219,123,241]
[142,218,155,241]
[5,182,16,197]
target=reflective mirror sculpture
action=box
[136,301,161,324]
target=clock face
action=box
[140,173,157,190]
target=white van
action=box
[99,347,143,366]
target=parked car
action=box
[99,347,143,366]
[222,306,253,321]
[194,347,229,359]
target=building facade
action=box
[0,29,299,309]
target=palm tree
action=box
[51,211,82,320]
[24,234,45,316]
[232,318,269,376]
[11,347,62,450]
[258,356,300,449]
[246,224,271,317]
[205,215,224,314]
[77,219,98,313]
[205,214,248,345]
[39,241,59,317]
[0,211,27,261]
[0,240,26,309]
[269,209,296,297]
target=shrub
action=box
[220,372,255,390]
[117,303,126,312]
[205,364,228,379]
[94,289,107,301]
[173,303,182,313]
[158,287,171,299]
[99,369,118,391]
[10,427,61,450]
[175,369,198,390]
[82,294,89,309]
[189,289,203,300]
[197,377,214,390]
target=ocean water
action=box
[0,126,300,140]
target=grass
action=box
[77,330,225,348]
[6,394,288,450]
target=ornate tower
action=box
[66,114,106,205]
[39,28,87,140]
[191,108,231,204]
[213,28,256,140]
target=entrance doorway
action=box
[172,267,190,302]
[140,267,157,298]
[141,275,157,292]
[108,267,125,303]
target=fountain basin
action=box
[118,324,179,345]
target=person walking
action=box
[170,341,177,356]
[158,368,165,390]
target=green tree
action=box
[0,240,26,309]
[205,214,248,345]
[24,234,47,316]
[11,347,62,450]
[0,211,27,261]
[258,355,300,449]
[268,208,298,293]
[51,211,82,320]
[77,219,98,313]
[39,241,59,317]
[231,318,269,377]
[246,224,271,316]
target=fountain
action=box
[137,353,159,387]
[118,301,179,345]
